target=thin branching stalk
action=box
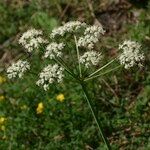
[58,57,77,77]
[54,58,76,79]
[88,58,116,78]
[84,65,122,82]
[80,82,111,150]
[74,35,82,78]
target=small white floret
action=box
[50,21,86,38]
[7,60,30,79]
[78,25,105,49]
[19,28,48,52]
[80,51,102,68]
[44,42,65,59]
[36,64,64,91]
[119,40,144,69]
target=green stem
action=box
[54,58,76,79]
[74,35,82,78]
[84,65,121,82]
[80,82,111,150]
[88,59,116,78]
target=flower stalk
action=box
[84,65,122,82]
[88,58,116,78]
[74,35,82,78]
[80,82,111,150]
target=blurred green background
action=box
[0,0,150,149]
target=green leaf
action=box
[31,12,58,31]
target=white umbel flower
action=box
[19,28,47,52]
[36,64,64,91]
[44,42,65,59]
[78,35,99,49]
[7,60,30,79]
[84,25,105,36]
[78,25,105,49]
[119,40,144,69]
[80,51,102,68]
[50,21,86,38]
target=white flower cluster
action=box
[80,51,102,68]
[119,40,144,69]
[44,42,65,59]
[84,25,105,37]
[7,60,30,79]
[78,25,105,49]
[19,28,47,52]
[50,21,86,38]
[36,64,64,91]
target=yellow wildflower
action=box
[0,76,6,84]
[56,94,65,102]
[0,117,6,124]
[0,95,5,101]
[36,102,44,114]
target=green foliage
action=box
[31,12,58,31]
[128,13,150,42]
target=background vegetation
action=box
[0,0,150,149]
